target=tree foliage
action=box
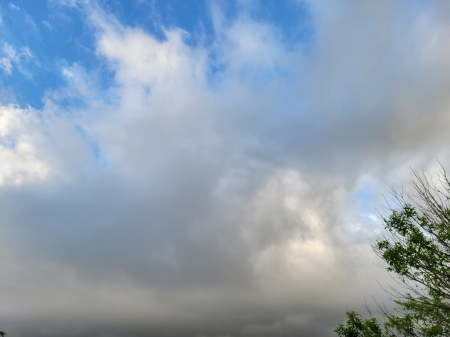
[335,311,388,337]
[335,167,450,337]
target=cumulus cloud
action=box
[1,1,450,336]
[0,105,52,184]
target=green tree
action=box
[335,167,450,337]
[335,311,389,337]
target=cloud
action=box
[0,105,51,184]
[0,56,11,74]
[0,43,33,76]
[9,4,20,11]
[1,1,450,336]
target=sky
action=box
[0,0,450,336]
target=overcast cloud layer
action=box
[1,1,450,336]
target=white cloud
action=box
[0,43,33,76]
[0,105,51,185]
[0,57,11,74]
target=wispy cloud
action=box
[0,43,33,76]
[0,56,11,74]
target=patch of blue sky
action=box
[205,1,313,87]
[106,1,314,65]
[0,0,112,109]
[0,0,315,109]
[74,125,108,169]
[355,177,377,213]
[242,0,314,51]
[109,0,216,46]
[354,176,383,228]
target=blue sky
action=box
[0,0,312,108]
[0,1,449,337]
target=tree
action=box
[335,167,450,337]
[335,311,387,337]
